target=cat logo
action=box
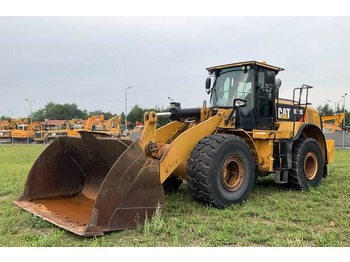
[278,107,291,119]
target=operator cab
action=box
[206,61,284,130]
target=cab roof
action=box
[206,61,285,73]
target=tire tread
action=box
[187,134,251,208]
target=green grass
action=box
[0,144,349,246]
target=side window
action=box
[258,71,272,99]
[237,82,252,100]
[258,72,265,90]
[258,71,273,117]
[217,76,234,106]
[222,77,230,99]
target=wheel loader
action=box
[15,61,335,236]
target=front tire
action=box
[187,134,255,209]
[287,137,324,190]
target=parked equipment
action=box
[44,119,83,143]
[0,120,14,143]
[321,113,348,133]
[15,61,334,236]
[68,115,104,137]
[93,115,122,137]
[12,121,43,143]
[0,118,28,143]
[129,124,143,141]
[34,120,68,143]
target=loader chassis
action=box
[15,61,334,236]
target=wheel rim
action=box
[304,152,318,180]
[221,156,244,191]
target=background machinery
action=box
[0,118,29,143]
[15,61,334,236]
[0,119,15,143]
[45,119,83,143]
[68,115,104,137]
[93,115,122,137]
[11,121,43,143]
[34,120,72,144]
[129,120,144,141]
[321,113,349,133]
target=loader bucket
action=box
[14,132,165,236]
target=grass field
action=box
[0,144,349,247]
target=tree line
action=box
[30,102,117,122]
[1,102,170,127]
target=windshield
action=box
[210,68,254,108]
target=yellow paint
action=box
[326,139,335,164]
[159,114,223,183]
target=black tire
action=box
[187,134,255,209]
[162,175,183,193]
[287,137,324,190]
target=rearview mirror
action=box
[205,77,211,89]
[205,75,215,94]
[276,78,282,88]
[234,99,247,108]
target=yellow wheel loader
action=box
[15,61,334,236]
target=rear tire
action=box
[287,137,324,190]
[187,134,255,209]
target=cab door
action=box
[256,70,275,130]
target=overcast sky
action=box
[0,16,349,118]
